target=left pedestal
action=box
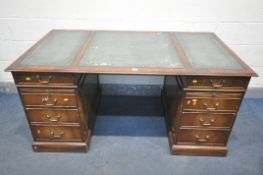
[12,72,99,152]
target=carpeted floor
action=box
[0,93,262,175]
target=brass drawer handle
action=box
[203,102,219,111]
[187,99,198,106]
[46,114,61,122]
[36,75,53,84]
[192,79,198,84]
[50,130,64,138]
[199,118,215,126]
[25,77,32,81]
[210,79,225,88]
[195,134,210,143]
[42,96,57,106]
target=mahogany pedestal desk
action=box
[5,30,257,156]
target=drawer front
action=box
[31,125,82,141]
[183,97,241,112]
[177,129,229,145]
[14,73,75,85]
[181,112,236,128]
[21,92,77,107]
[185,91,243,98]
[182,76,249,90]
[26,108,80,124]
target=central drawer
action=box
[31,125,82,142]
[20,88,77,107]
[26,108,80,124]
[177,128,230,145]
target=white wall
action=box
[0,0,263,87]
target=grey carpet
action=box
[0,93,262,175]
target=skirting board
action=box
[0,82,262,98]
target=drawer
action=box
[177,129,230,145]
[180,76,249,90]
[26,108,80,124]
[183,93,242,112]
[14,73,76,86]
[180,112,236,128]
[20,89,77,107]
[31,125,82,141]
[185,91,243,98]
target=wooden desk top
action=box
[6,30,257,77]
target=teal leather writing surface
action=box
[80,32,182,68]
[175,33,244,70]
[19,31,245,71]
[20,30,89,66]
